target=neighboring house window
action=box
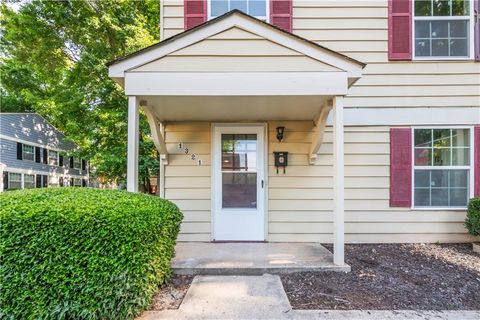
[73,178,82,187]
[24,174,35,189]
[8,173,22,189]
[22,145,35,161]
[209,0,268,20]
[413,128,472,208]
[48,150,59,166]
[48,176,59,187]
[73,158,81,170]
[413,0,473,58]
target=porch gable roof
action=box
[108,10,365,86]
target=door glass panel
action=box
[221,134,257,208]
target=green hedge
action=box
[0,188,183,320]
[466,197,480,236]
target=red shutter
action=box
[270,0,292,32]
[390,128,412,207]
[475,127,480,197]
[475,0,480,61]
[388,0,412,60]
[184,0,207,30]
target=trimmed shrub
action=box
[465,197,480,236]
[0,188,183,320]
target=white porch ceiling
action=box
[141,95,330,121]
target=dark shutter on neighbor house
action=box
[69,157,74,168]
[474,127,480,196]
[388,0,412,60]
[36,175,42,188]
[82,159,86,171]
[70,177,74,186]
[475,0,480,61]
[35,147,41,163]
[184,0,207,30]
[82,179,87,187]
[59,177,64,187]
[270,0,292,32]
[390,128,412,207]
[59,155,64,167]
[16,143,23,160]
[42,175,48,188]
[43,149,48,164]
[3,172,8,190]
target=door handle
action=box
[261,180,264,188]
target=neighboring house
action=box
[0,113,89,192]
[108,0,480,265]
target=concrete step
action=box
[172,242,350,275]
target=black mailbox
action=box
[274,152,288,174]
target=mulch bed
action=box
[149,275,194,311]
[281,243,480,310]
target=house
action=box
[0,113,89,191]
[108,0,480,266]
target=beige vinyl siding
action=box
[162,0,184,39]
[291,0,480,108]
[135,27,341,72]
[162,0,480,108]
[267,122,473,243]
[165,121,473,243]
[164,122,212,242]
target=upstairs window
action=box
[73,158,82,170]
[414,0,473,58]
[22,145,35,161]
[48,150,59,166]
[413,128,472,208]
[210,0,268,20]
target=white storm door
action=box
[213,125,266,241]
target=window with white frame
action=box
[414,0,473,58]
[8,173,22,189]
[48,176,58,187]
[73,158,81,170]
[22,145,35,161]
[210,0,268,20]
[413,128,472,208]
[73,178,82,187]
[24,174,35,189]
[48,150,59,166]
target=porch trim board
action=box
[333,96,345,266]
[127,96,139,192]
[124,72,348,96]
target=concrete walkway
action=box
[172,242,350,275]
[138,275,480,320]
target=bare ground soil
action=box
[281,243,480,310]
[149,275,194,311]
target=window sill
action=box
[412,207,468,211]
[412,57,474,61]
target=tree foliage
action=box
[1,0,160,190]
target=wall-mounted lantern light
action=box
[276,126,285,142]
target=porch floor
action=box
[172,242,350,275]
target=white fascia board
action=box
[124,71,348,96]
[326,107,480,126]
[108,13,363,79]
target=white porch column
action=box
[127,96,139,192]
[333,96,345,266]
